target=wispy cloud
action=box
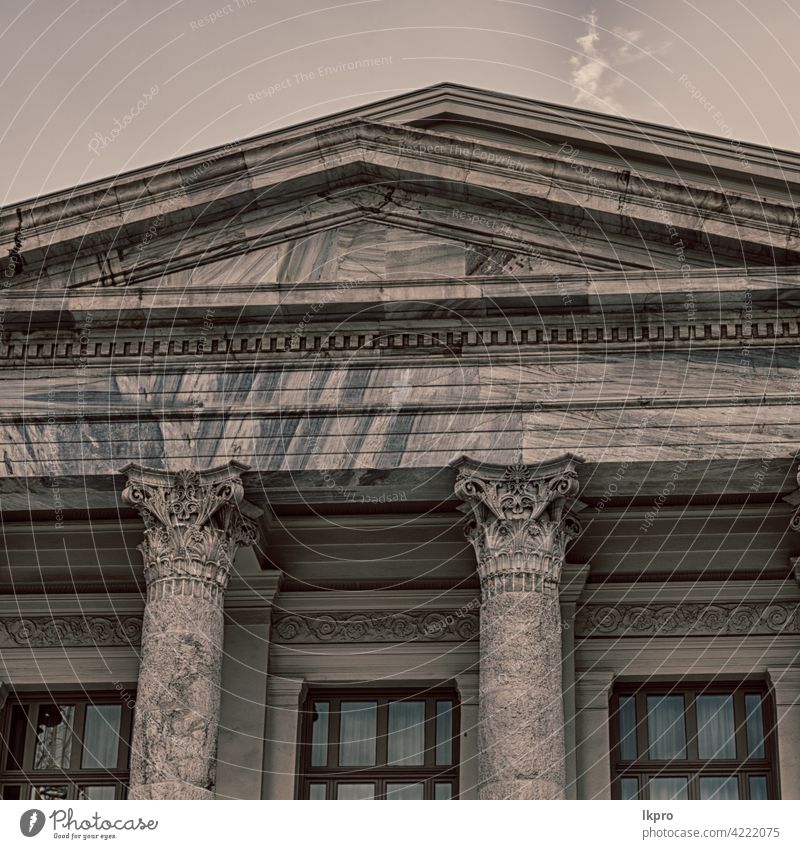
[570,11,671,114]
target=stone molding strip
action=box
[575,602,800,637]
[5,319,800,364]
[0,616,143,647]
[272,609,480,643]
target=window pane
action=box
[1,785,22,800]
[311,702,329,767]
[388,701,425,766]
[620,777,639,799]
[745,695,765,758]
[699,776,739,800]
[435,701,453,766]
[749,776,768,800]
[386,782,425,800]
[309,783,326,800]
[647,696,686,759]
[618,696,637,760]
[338,702,377,767]
[79,785,116,800]
[4,704,29,770]
[33,704,75,770]
[336,783,375,800]
[33,785,68,800]
[434,782,452,800]
[696,695,736,760]
[649,777,688,800]
[82,705,122,769]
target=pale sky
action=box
[2,0,799,204]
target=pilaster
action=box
[262,677,307,800]
[575,669,615,800]
[455,671,480,800]
[768,667,800,800]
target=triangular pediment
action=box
[4,84,800,292]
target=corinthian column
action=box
[453,455,582,800]
[120,462,259,800]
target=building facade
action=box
[0,84,799,801]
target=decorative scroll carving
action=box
[272,609,480,643]
[453,455,582,595]
[575,603,800,637]
[121,462,259,604]
[0,616,143,647]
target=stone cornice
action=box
[5,117,800,289]
[576,602,800,637]
[0,615,143,647]
[6,117,799,247]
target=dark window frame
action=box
[610,680,779,800]
[298,686,460,800]
[0,689,134,801]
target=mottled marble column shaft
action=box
[121,462,258,800]
[454,456,581,800]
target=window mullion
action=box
[70,702,86,772]
[22,703,38,773]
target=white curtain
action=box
[696,695,735,759]
[647,696,686,759]
[388,701,425,766]
[700,776,739,800]
[82,705,121,769]
[649,777,688,800]
[338,702,377,766]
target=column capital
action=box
[452,454,584,595]
[120,462,260,604]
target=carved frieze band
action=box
[0,616,143,647]
[272,609,480,643]
[575,603,800,637]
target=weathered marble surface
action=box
[122,464,259,800]
[479,590,566,798]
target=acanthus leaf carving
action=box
[454,456,582,596]
[121,463,259,603]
